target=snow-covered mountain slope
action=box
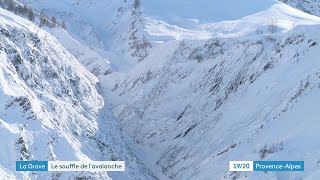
[6,0,320,180]
[104,2,320,177]
[0,7,154,180]
[111,23,320,179]
[282,0,320,16]
[44,27,111,77]
[20,0,320,67]
[144,1,320,41]
[19,0,119,52]
[20,0,150,69]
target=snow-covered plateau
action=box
[1,0,320,179]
